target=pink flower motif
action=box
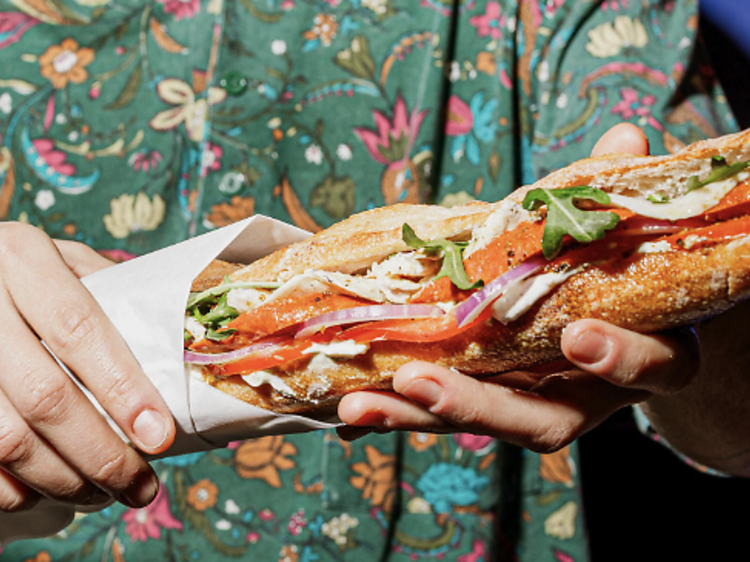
[33,139,76,176]
[611,87,663,131]
[287,508,307,536]
[453,433,494,452]
[258,508,275,521]
[354,94,427,166]
[129,149,163,172]
[247,531,260,543]
[122,486,183,542]
[469,2,506,40]
[458,539,486,562]
[445,95,473,136]
[157,0,200,20]
[97,248,137,262]
[601,0,628,11]
[0,12,38,51]
[200,142,223,176]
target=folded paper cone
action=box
[0,216,340,545]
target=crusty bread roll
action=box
[186,129,750,416]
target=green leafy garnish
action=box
[687,155,750,192]
[647,193,670,204]
[522,186,621,259]
[188,292,240,341]
[402,224,483,291]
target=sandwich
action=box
[183,129,750,416]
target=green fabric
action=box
[0,0,736,559]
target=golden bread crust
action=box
[191,129,750,414]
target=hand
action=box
[337,124,701,452]
[0,226,175,511]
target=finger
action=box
[0,384,104,506]
[54,240,114,278]
[340,362,647,452]
[591,123,650,157]
[0,291,161,507]
[561,319,700,395]
[0,223,175,456]
[0,468,40,512]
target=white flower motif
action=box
[103,192,166,239]
[215,519,232,531]
[35,189,55,211]
[224,499,240,514]
[544,501,578,540]
[305,144,323,165]
[271,40,287,55]
[586,16,648,58]
[0,92,12,115]
[336,143,352,161]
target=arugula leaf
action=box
[647,193,670,204]
[188,292,239,341]
[522,186,621,259]
[687,155,750,192]
[402,224,483,291]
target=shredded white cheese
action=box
[608,171,750,220]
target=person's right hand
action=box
[0,223,175,511]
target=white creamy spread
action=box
[492,266,584,323]
[184,315,207,342]
[637,240,673,254]
[226,287,270,313]
[608,171,750,220]
[465,200,536,256]
[241,370,296,396]
[303,340,370,358]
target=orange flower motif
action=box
[539,445,574,487]
[408,432,437,452]
[279,545,299,562]
[350,444,396,512]
[206,194,255,227]
[39,38,95,89]
[475,51,496,75]
[24,552,51,562]
[186,478,219,511]
[303,14,338,46]
[234,436,297,487]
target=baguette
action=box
[185,129,750,416]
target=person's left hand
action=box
[337,124,701,452]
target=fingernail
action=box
[133,409,169,451]
[120,472,159,508]
[402,379,443,408]
[570,331,611,365]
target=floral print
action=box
[0,0,736,560]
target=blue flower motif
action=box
[415,462,490,513]
[449,91,498,166]
[300,546,321,562]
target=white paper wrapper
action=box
[0,215,342,544]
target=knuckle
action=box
[18,368,72,426]
[97,371,138,413]
[432,392,481,428]
[46,303,99,355]
[0,422,33,466]
[0,485,39,513]
[89,449,136,491]
[529,419,582,454]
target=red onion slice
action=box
[184,338,285,365]
[455,256,546,328]
[295,304,445,340]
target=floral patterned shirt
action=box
[0,0,736,560]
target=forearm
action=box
[640,299,750,477]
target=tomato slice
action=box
[337,307,492,344]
